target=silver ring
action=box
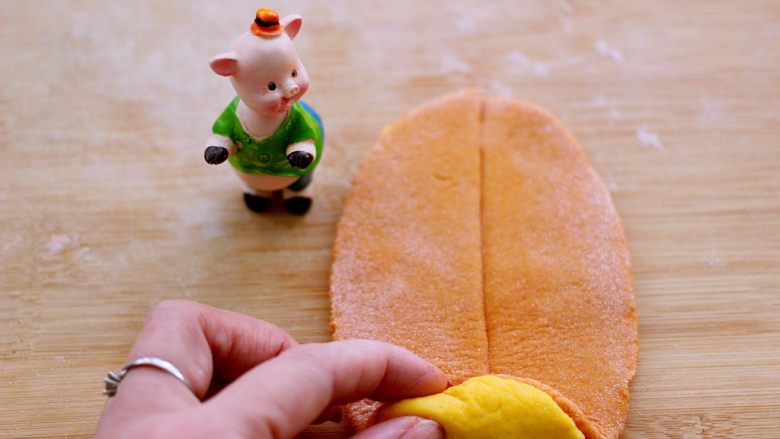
[103,356,193,397]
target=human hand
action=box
[96,300,446,439]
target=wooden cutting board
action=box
[1,1,778,437]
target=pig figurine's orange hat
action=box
[251,8,283,37]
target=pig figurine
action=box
[204,8,323,215]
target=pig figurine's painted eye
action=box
[267,82,277,91]
[291,69,298,78]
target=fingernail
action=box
[352,417,444,439]
[405,419,444,439]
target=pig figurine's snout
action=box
[284,82,300,98]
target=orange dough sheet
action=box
[481,97,637,439]
[329,90,489,429]
[329,90,638,438]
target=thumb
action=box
[352,416,444,439]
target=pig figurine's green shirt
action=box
[212,97,323,177]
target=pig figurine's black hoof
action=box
[205,146,229,165]
[283,196,312,215]
[243,193,272,212]
[287,151,313,169]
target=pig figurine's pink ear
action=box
[209,52,239,77]
[281,15,302,40]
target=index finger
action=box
[199,339,447,438]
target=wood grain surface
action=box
[1,1,779,438]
